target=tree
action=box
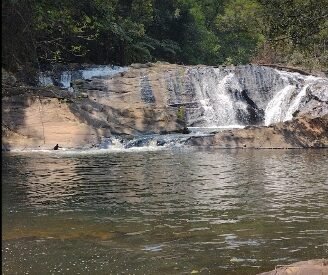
[258,0,328,68]
[215,0,264,64]
[2,0,326,72]
[2,0,37,71]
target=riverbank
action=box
[2,63,328,151]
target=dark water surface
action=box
[2,148,328,274]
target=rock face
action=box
[258,259,328,275]
[135,64,327,127]
[186,115,328,148]
[2,64,188,150]
[2,63,328,150]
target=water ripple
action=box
[2,149,328,274]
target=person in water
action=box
[53,144,59,150]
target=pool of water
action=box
[2,148,328,274]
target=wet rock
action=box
[295,80,328,118]
[258,259,328,275]
[140,74,155,103]
[2,144,10,151]
[2,63,327,150]
[186,115,328,148]
[2,69,17,85]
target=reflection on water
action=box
[2,149,328,274]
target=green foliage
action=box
[2,0,327,72]
[215,0,264,64]
[2,0,37,71]
[178,0,221,64]
[34,1,98,63]
[257,0,328,70]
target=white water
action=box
[38,74,53,86]
[264,73,323,126]
[190,71,246,127]
[284,84,309,121]
[38,65,127,88]
[39,65,325,129]
[189,125,245,131]
[9,137,165,154]
[59,71,72,88]
[81,66,126,80]
[8,131,215,154]
[264,85,296,125]
[9,146,166,155]
[184,67,327,128]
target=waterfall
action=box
[264,74,323,126]
[284,84,309,121]
[184,66,267,127]
[38,65,127,89]
[38,64,326,128]
[60,71,72,88]
[177,66,326,128]
[264,85,296,125]
[195,73,238,126]
[81,65,126,79]
[38,73,54,86]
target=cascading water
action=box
[174,66,326,128]
[39,64,325,129]
[81,66,126,79]
[8,64,327,152]
[264,85,296,125]
[60,71,72,88]
[181,66,277,128]
[38,63,326,141]
[185,68,250,127]
[38,65,127,89]
[192,72,240,126]
[264,73,324,125]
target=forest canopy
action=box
[2,0,327,72]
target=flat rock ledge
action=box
[186,115,328,149]
[258,259,328,275]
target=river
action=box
[2,148,328,274]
